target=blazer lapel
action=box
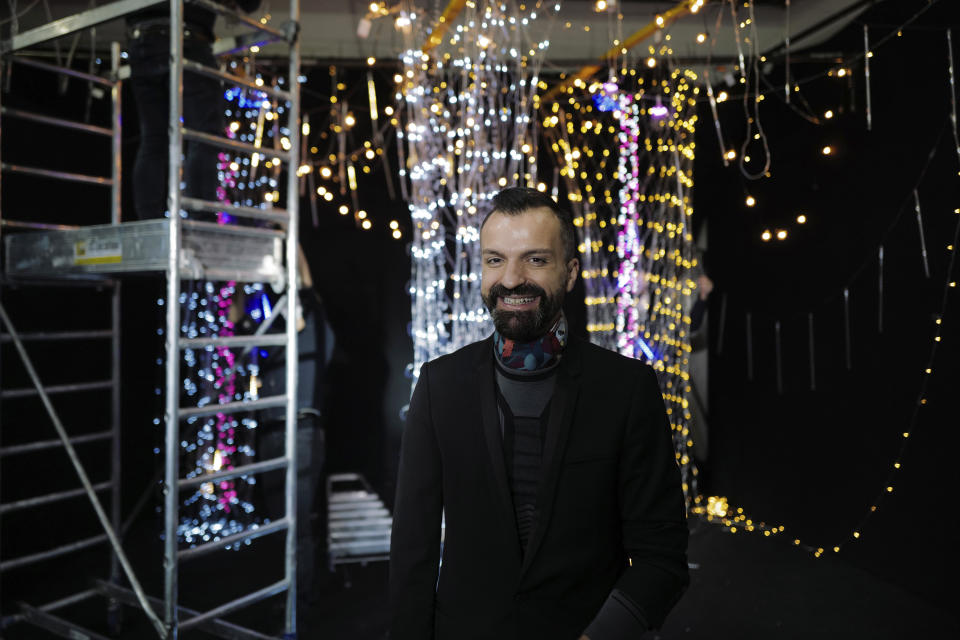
[475,337,522,561]
[519,337,582,578]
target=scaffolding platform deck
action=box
[4,219,285,284]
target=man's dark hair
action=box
[482,187,578,263]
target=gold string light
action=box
[542,57,701,501]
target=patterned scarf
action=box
[494,313,568,372]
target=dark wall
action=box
[696,1,958,614]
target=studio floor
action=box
[5,515,956,639]
[299,519,958,640]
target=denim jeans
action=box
[128,32,223,220]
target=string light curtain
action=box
[546,66,701,501]
[542,81,623,352]
[396,0,558,384]
[173,69,288,546]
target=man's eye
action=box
[486,258,502,265]
[530,257,547,264]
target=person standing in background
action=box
[126,0,261,220]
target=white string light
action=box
[398,1,557,385]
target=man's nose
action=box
[501,261,526,290]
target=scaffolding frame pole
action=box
[0,48,6,624]
[284,1,302,634]
[163,0,185,635]
[0,0,164,53]
[109,42,124,633]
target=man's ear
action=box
[565,257,580,292]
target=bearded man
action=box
[389,187,689,640]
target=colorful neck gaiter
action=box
[494,313,568,372]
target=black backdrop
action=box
[0,0,955,624]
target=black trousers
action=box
[128,33,223,220]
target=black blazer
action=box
[389,335,689,640]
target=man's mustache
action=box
[487,283,546,300]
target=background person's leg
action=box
[183,50,223,217]
[130,74,169,219]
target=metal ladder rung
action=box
[329,491,380,502]
[0,329,113,344]
[178,579,289,632]
[7,56,115,87]
[0,107,112,136]
[1,162,112,186]
[178,456,288,490]
[1,380,112,399]
[329,497,383,508]
[215,31,289,57]
[329,501,387,511]
[329,508,390,520]
[0,534,107,571]
[19,603,112,640]
[0,429,111,457]
[178,518,289,561]
[182,128,291,163]
[329,518,393,530]
[328,472,366,482]
[181,196,289,224]
[94,580,282,640]
[329,529,392,540]
[0,481,112,515]
[183,60,292,101]
[329,540,391,554]
[0,589,99,629]
[181,334,288,349]
[331,553,390,566]
[178,394,287,418]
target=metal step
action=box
[329,508,390,520]
[328,517,393,530]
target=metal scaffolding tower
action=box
[0,1,302,638]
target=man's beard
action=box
[482,282,565,343]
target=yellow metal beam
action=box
[543,0,699,103]
[422,0,469,53]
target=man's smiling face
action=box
[480,206,578,342]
